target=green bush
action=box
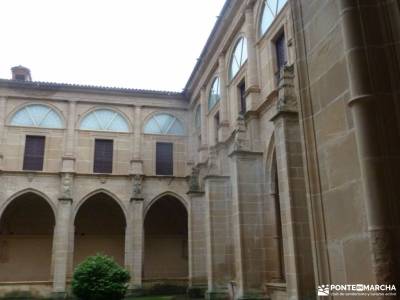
[71,254,130,300]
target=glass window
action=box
[10,104,63,129]
[23,135,45,171]
[208,77,221,110]
[80,109,129,132]
[144,113,185,135]
[229,37,248,80]
[194,105,201,130]
[156,142,173,175]
[259,0,287,36]
[94,139,113,173]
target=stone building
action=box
[0,0,399,299]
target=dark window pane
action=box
[276,33,286,71]
[239,82,246,115]
[156,142,173,175]
[94,139,113,173]
[23,136,45,171]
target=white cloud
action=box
[0,0,226,91]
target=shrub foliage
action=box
[72,254,130,300]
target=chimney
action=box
[11,65,32,81]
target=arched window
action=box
[229,37,248,80]
[259,0,287,36]
[80,109,129,132]
[144,113,184,136]
[208,77,221,110]
[10,104,63,128]
[194,105,201,130]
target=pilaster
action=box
[187,189,207,296]
[270,66,314,299]
[228,149,265,299]
[126,175,144,289]
[244,7,260,112]
[0,96,6,170]
[52,173,74,294]
[204,175,232,300]
[62,101,76,173]
[218,55,230,142]
[200,87,209,162]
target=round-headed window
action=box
[229,37,248,80]
[10,104,63,128]
[208,77,221,111]
[259,0,287,36]
[144,113,185,136]
[80,109,129,132]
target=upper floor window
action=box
[93,139,113,173]
[23,135,45,171]
[259,0,288,36]
[275,32,287,73]
[156,142,173,175]
[80,109,129,132]
[229,37,248,80]
[208,77,221,110]
[10,104,63,129]
[194,105,201,130]
[144,113,184,136]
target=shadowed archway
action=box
[0,192,55,282]
[144,195,188,282]
[73,192,126,267]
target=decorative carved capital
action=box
[60,173,73,200]
[232,115,250,151]
[131,174,144,200]
[276,64,297,114]
[188,166,200,192]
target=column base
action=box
[126,286,145,297]
[205,289,229,300]
[51,291,68,299]
[237,293,269,300]
[187,285,207,299]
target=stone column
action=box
[125,175,144,291]
[244,6,260,111]
[0,96,6,170]
[187,190,207,296]
[52,173,74,295]
[218,56,229,141]
[270,66,314,299]
[228,147,265,299]
[339,0,399,288]
[62,101,76,173]
[204,175,233,299]
[131,106,143,174]
[199,88,209,162]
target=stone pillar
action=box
[0,96,6,170]
[270,66,314,299]
[62,101,76,173]
[125,175,144,291]
[52,173,74,295]
[199,87,209,162]
[228,148,265,299]
[187,190,207,296]
[131,106,143,174]
[204,175,233,299]
[339,0,399,288]
[244,6,260,111]
[218,56,229,141]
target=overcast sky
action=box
[0,0,226,91]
